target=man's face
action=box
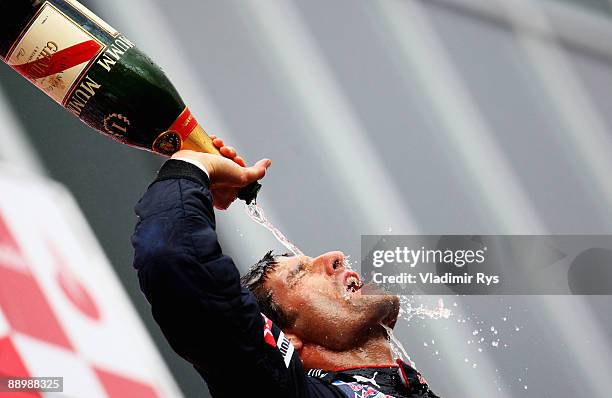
[265,251,400,351]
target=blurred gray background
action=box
[2,0,612,396]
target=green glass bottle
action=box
[0,0,260,204]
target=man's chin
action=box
[353,286,400,329]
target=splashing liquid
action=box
[398,297,452,322]
[380,298,451,367]
[381,323,416,368]
[246,203,304,256]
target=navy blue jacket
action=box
[132,160,439,398]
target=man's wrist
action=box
[171,157,210,179]
[153,159,210,188]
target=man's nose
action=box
[311,251,345,275]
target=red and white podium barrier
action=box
[0,167,182,398]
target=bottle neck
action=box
[181,124,221,156]
[152,107,220,157]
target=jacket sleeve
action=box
[131,160,328,398]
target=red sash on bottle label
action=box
[12,40,101,81]
[169,107,198,140]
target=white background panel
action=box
[0,309,9,338]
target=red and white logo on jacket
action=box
[261,314,295,368]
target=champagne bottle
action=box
[0,0,261,204]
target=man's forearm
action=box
[131,160,262,369]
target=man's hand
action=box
[171,137,271,210]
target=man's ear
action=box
[285,332,303,351]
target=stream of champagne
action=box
[245,203,304,256]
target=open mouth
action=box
[344,271,363,293]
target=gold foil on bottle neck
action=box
[180,124,221,156]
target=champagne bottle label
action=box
[6,2,105,105]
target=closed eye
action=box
[287,262,306,287]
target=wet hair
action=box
[240,251,297,330]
